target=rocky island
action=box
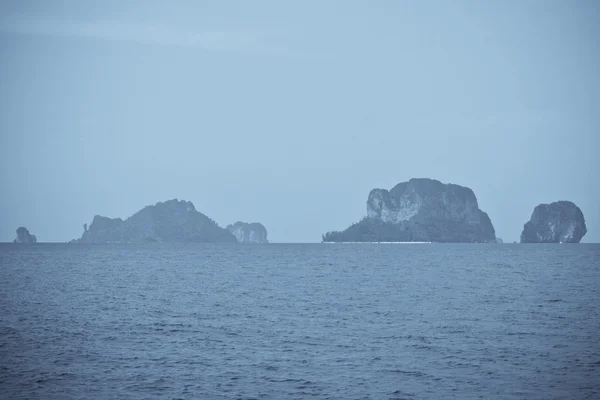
[226,222,269,243]
[322,178,496,243]
[13,227,37,244]
[520,201,587,243]
[72,199,237,243]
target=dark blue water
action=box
[1,243,599,399]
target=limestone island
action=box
[226,222,269,243]
[71,199,237,243]
[14,227,37,244]
[520,201,587,243]
[322,178,496,243]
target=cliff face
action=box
[76,199,237,243]
[226,222,268,243]
[323,178,496,243]
[14,227,37,244]
[81,216,124,243]
[520,201,587,243]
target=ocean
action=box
[1,243,599,399]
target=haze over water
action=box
[1,2,599,399]
[1,243,599,399]
[1,1,599,243]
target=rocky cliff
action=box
[520,201,587,243]
[226,222,268,243]
[74,199,237,243]
[323,178,496,243]
[13,227,37,244]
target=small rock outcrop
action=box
[13,227,37,244]
[520,201,587,243]
[226,222,268,243]
[74,199,237,243]
[322,178,496,243]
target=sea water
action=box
[1,243,599,399]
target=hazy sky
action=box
[1,0,599,243]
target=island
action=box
[520,201,587,243]
[322,178,496,243]
[71,199,237,243]
[13,227,37,244]
[226,222,269,243]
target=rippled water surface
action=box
[1,243,599,399]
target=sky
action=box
[0,0,599,243]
